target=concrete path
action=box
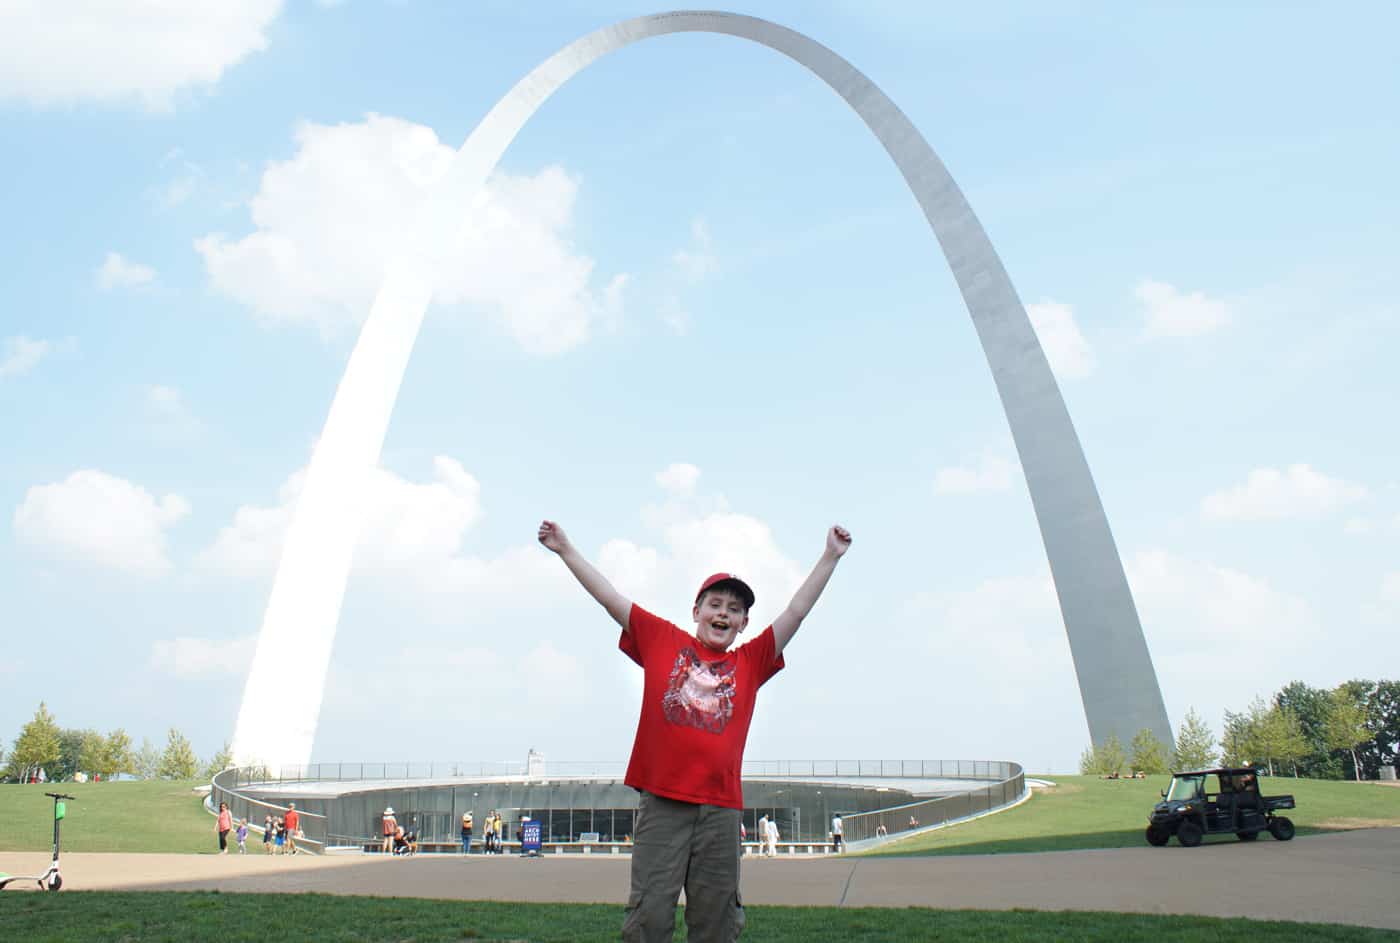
[3,829,1397,931]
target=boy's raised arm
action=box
[537,520,633,631]
[772,525,852,654]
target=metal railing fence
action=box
[841,762,1025,845]
[211,767,328,854]
[216,758,1019,787]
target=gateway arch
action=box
[232,11,1173,771]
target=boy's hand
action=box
[537,520,572,555]
[826,525,852,559]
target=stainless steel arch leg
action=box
[232,11,1172,771]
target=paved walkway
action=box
[3,829,1397,931]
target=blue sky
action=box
[3,2,1397,773]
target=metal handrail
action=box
[210,767,328,854]
[219,759,1019,785]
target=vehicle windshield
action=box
[1167,774,1205,802]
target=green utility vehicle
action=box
[1146,768,1295,847]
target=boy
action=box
[538,519,851,942]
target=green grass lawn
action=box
[3,893,1396,942]
[0,781,215,854]
[869,774,1400,857]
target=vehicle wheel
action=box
[1268,817,1295,841]
[1145,825,1171,847]
[1177,821,1203,847]
[1236,830,1259,841]
[47,875,62,892]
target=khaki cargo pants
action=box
[623,791,745,942]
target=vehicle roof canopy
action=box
[1172,768,1260,777]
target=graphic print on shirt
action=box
[661,647,737,734]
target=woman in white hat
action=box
[381,807,397,855]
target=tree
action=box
[1261,706,1309,777]
[6,703,62,782]
[201,742,234,782]
[1130,728,1169,774]
[1079,734,1127,776]
[97,729,133,781]
[132,738,161,780]
[157,728,199,780]
[1220,708,1256,767]
[1324,684,1372,781]
[1361,679,1400,778]
[1172,708,1217,771]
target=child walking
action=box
[538,519,851,942]
[236,818,249,854]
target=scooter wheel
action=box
[47,875,63,892]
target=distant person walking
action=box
[236,819,249,854]
[216,802,232,854]
[757,815,769,857]
[382,807,397,854]
[831,814,843,853]
[461,811,474,855]
[263,814,274,853]
[284,803,301,855]
[765,816,780,857]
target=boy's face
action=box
[692,588,750,651]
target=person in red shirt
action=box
[283,803,300,855]
[538,519,851,942]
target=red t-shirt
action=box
[284,809,300,832]
[620,604,784,809]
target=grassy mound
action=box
[869,774,1400,856]
[4,892,1397,942]
[0,781,213,854]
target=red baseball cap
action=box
[695,572,755,610]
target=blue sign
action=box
[521,819,542,855]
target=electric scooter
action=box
[0,792,76,891]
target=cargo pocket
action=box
[730,888,746,942]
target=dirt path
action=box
[3,828,1397,931]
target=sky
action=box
[2,1,1397,775]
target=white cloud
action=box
[1128,550,1312,649]
[878,549,1319,767]
[607,474,805,628]
[96,252,157,290]
[659,296,691,335]
[198,455,484,580]
[0,336,50,378]
[1137,279,1231,338]
[1027,300,1095,380]
[144,384,204,441]
[196,114,626,354]
[150,635,256,680]
[14,470,190,574]
[1201,464,1368,521]
[933,454,1016,495]
[655,463,701,496]
[0,1,282,110]
[672,218,717,283]
[888,573,1085,763]
[1127,549,1317,727]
